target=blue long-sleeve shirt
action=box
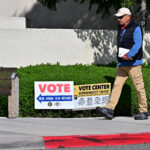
[117,26,143,66]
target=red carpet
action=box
[43,132,150,149]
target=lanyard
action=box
[120,29,126,43]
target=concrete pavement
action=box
[0,117,150,149]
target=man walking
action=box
[96,7,148,120]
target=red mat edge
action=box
[42,132,150,149]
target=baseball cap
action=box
[114,7,131,17]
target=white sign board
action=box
[34,81,74,109]
[74,95,110,110]
[73,83,111,110]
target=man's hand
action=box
[122,54,130,60]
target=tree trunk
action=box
[140,0,146,34]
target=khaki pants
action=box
[106,65,148,112]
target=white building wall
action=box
[0,0,37,16]
[0,28,149,68]
[0,0,149,67]
[0,29,94,67]
[0,17,26,29]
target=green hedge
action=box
[0,63,150,117]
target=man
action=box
[96,7,148,120]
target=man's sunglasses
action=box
[117,15,125,19]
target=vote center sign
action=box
[74,83,111,110]
[34,81,74,109]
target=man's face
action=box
[117,15,131,26]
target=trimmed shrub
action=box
[0,63,149,117]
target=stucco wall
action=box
[0,0,149,67]
[0,28,149,68]
[0,17,26,29]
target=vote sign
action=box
[34,81,74,109]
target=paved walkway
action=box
[0,117,150,149]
